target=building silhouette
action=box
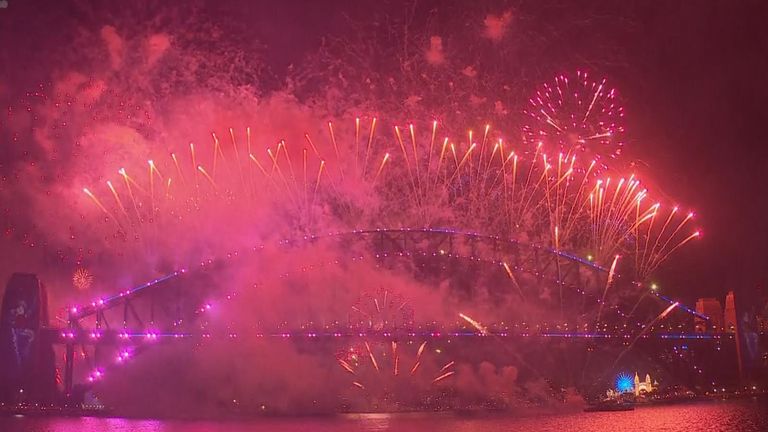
[757,289,768,333]
[695,297,724,333]
[0,273,58,404]
[759,306,768,333]
[724,291,738,333]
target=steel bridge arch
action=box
[292,227,610,302]
[52,227,612,397]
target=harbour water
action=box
[1,398,766,432]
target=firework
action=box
[79,120,698,289]
[633,206,700,279]
[337,339,455,392]
[595,255,620,325]
[431,370,456,384]
[0,20,709,411]
[72,268,94,291]
[338,286,454,396]
[459,313,488,335]
[350,287,414,331]
[612,301,680,369]
[523,71,625,163]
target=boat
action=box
[584,400,635,412]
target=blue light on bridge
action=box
[654,293,708,320]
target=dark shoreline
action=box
[2,394,765,422]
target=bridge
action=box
[0,228,743,406]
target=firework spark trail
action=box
[228,127,246,186]
[392,341,399,376]
[148,159,163,215]
[373,153,389,184]
[595,255,619,326]
[639,204,667,270]
[583,78,605,124]
[601,177,646,246]
[642,210,697,276]
[83,188,122,231]
[394,125,419,209]
[364,341,379,372]
[560,159,597,239]
[623,287,656,326]
[587,176,658,262]
[278,140,300,197]
[338,358,356,375]
[81,122,698,284]
[426,120,437,179]
[515,145,549,228]
[265,146,300,209]
[613,184,648,240]
[409,124,422,194]
[502,262,525,300]
[459,313,488,335]
[362,117,377,176]
[268,144,292,195]
[634,200,659,265]
[210,132,227,180]
[312,160,325,207]
[611,301,679,370]
[478,139,501,199]
[432,138,449,192]
[428,361,457,384]
[165,177,173,198]
[171,153,186,186]
[431,370,455,384]
[327,122,343,179]
[118,168,143,222]
[188,142,200,199]
[541,152,584,248]
[197,165,217,190]
[410,341,427,375]
[106,180,130,222]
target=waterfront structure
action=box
[0,273,57,404]
[725,291,738,334]
[634,372,656,396]
[695,298,724,333]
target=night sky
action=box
[617,1,768,300]
[1,0,767,302]
[239,0,768,300]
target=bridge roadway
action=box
[39,327,729,344]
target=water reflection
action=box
[1,399,766,432]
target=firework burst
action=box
[350,287,414,331]
[79,119,698,281]
[337,287,454,400]
[523,71,625,164]
[72,267,94,291]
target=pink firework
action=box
[523,71,625,163]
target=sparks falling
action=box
[81,119,699,282]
